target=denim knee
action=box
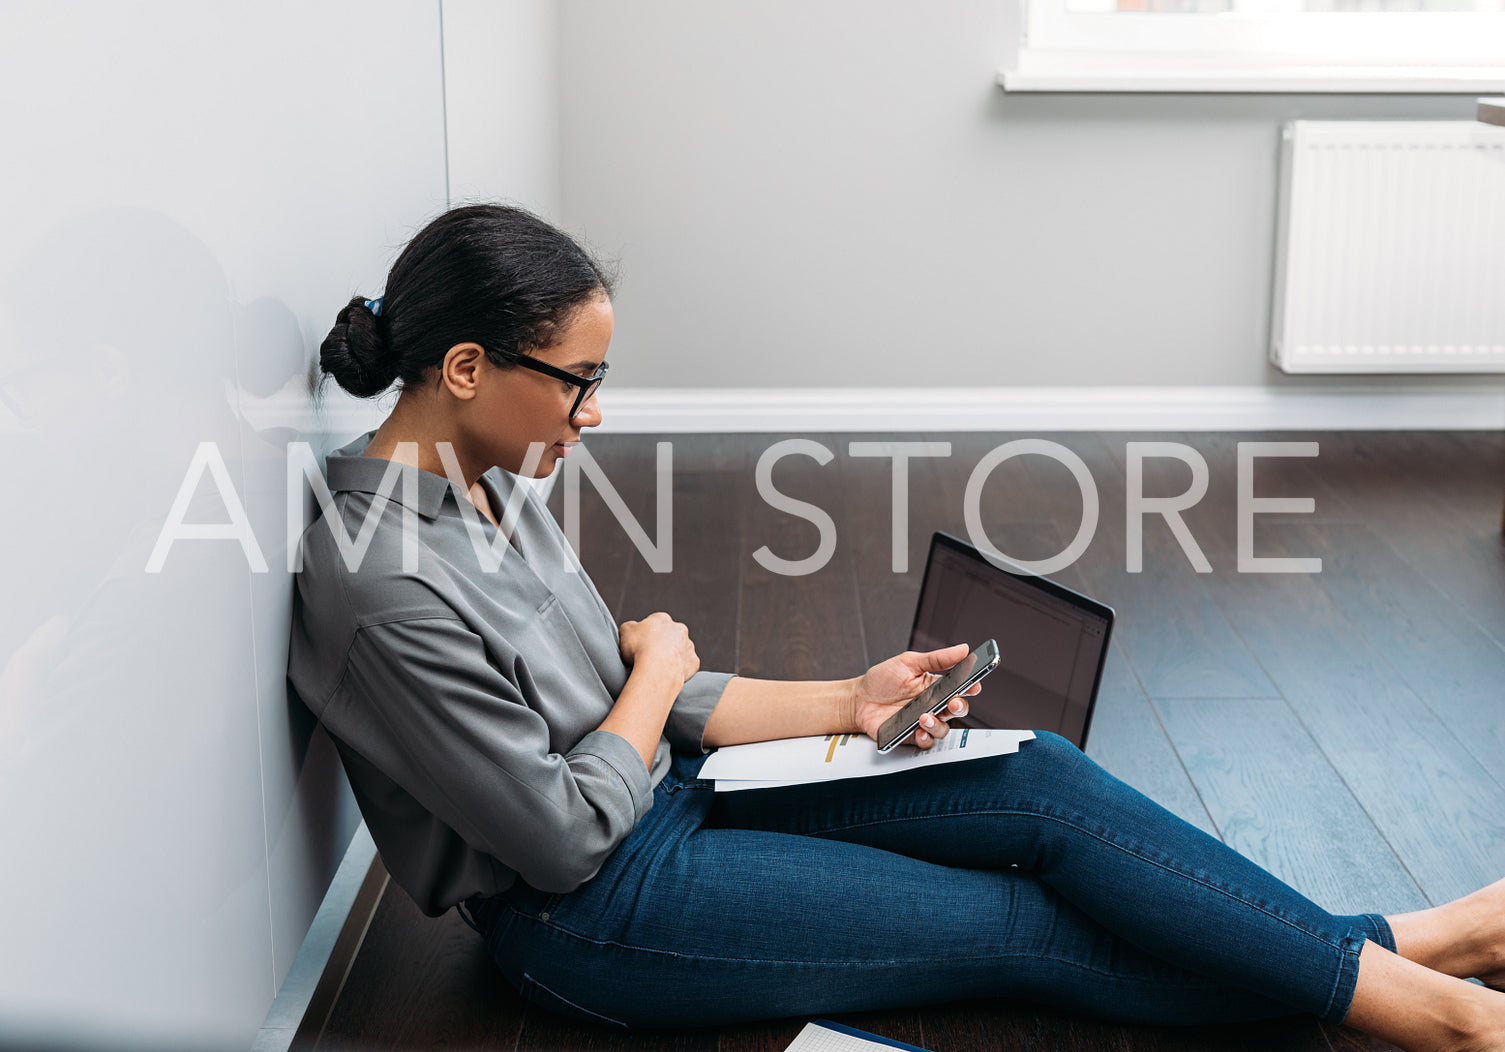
[1014,729,1089,776]
[1026,729,1081,756]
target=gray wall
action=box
[0,2,448,1048]
[445,0,562,220]
[557,0,1498,391]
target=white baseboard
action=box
[255,824,379,1051]
[292,384,1505,436]
[590,385,1505,433]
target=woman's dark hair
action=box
[319,204,615,398]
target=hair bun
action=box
[319,295,393,398]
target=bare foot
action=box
[1458,987,1505,1052]
[1389,876,1505,987]
[1346,942,1505,1052]
[1458,877,1505,990]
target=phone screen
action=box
[876,640,1000,752]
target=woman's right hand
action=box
[618,612,700,686]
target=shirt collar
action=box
[324,431,512,521]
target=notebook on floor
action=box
[784,1019,933,1052]
[908,531,1114,750]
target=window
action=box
[1004,0,1505,91]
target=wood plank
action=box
[943,432,1102,568]
[1449,431,1505,525]
[1303,431,1500,531]
[716,1015,808,1052]
[1294,520,1505,794]
[516,1014,716,1052]
[1196,523,1505,906]
[1351,436,1505,653]
[1085,644,1220,839]
[1361,433,1505,649]
[1198,431,1505,652]
[920,1000,1148,1052]
[1145,430,1346,573]
[1079,433,1279,699]
[718,1009,925,1052]
[1160,1017,1334,1052]
[314,882,527,1051]
[1153,697,1428,916]
[911,1000,1034,1052]
[921,999,1331,1052]
[828,1009,926,1051]
[1411,431,1505,527]
[737,433,867,681]
[839,433,955,664]
[1128,1014,1330,1052]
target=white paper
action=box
[785,1020,919,1051]
[701,728,1035,792]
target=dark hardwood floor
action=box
[302,430,1505,1052]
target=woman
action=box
[290,204,1505,1051]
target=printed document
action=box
[701,728,1035,792]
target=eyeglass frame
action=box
[492,351,609,420]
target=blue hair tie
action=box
[364,296,384,317]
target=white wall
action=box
[556,0,1505,396]
[0,3,447,1048]
[444,0,562,219]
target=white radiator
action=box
[1271,120,1505,374]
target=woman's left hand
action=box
[847,643,979,750]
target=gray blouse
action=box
[287,433,734,916]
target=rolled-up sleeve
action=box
[330,616,650,893]
[663,670,736,754]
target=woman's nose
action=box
[573,391,603,427]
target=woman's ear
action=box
[439,342,486,400]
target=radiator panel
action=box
[1271,120,1505,374]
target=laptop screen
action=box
[908,534,1113,749]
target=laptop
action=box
[907,532,1114,750]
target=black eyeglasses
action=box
[501,354,609,419]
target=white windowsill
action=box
[999,55,1505,93]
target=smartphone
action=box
[875,639,1000,753]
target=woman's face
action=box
[470,293,612,478]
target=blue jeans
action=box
[464,732,1394,1029]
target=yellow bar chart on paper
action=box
[701,728,1035,792]
[822,734,854,763]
